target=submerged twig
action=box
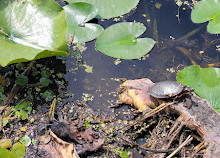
[153,19,159,48]
[176,24,207,42]
[176,46,198,65]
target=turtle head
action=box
[184,86,194,92]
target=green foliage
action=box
[15,111,28,120]
[56,73,63,78]
[40,77,50,87]
[177,65,220,111]
[2,117,8,127]
[15,101,32,112]
[41,70,50,79]
[85,118,90,128]
[32,139,37,146]
[216,109,220,113]
[14,101,32,120]
[10,142,25,158]
[16,75,28,86]
[0,0,68,67]
[120,151,130,158]
[2,101,32,127]
[95,22,155,59]
[42,90,54,101]
[191,0,220,33]
[0,142,25,158]
[0,0,11,11]
[0,85,4,93]
[66,0,140,19]
[64,2,103,43]
[19,136,31,147]
[39,69,51,86]
[0,0,153,65]
[0,146,15,158]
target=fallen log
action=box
[171,93,220,158]
[118,78,220,158]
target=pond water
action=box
[1,1,218,158]
[65,0,220,113]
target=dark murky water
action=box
[65,0,220,113]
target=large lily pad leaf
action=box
[191,0,220,34]
[0,0,12,11]
[95,22,155,59]
[64,2,103,43]
[65,0,140,19]
[0,0,68,67]
[177,65,220,110]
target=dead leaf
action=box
[38,129,79,158]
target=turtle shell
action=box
[149,81,184,98]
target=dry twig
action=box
[167,135,193,158]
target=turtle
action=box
[148,81,192,99]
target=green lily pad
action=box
[177,65,220,110]
[66,0,140,19]
[95,22,155,59]
[191,0,220,34]
[0,0,11,11]
[0,0,68,67]
[64,2,103,43]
